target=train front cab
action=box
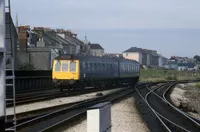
[52,59,80,90]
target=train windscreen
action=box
[70,62,76,72]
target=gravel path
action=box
[58,96,149,132]
[6,88,123,115]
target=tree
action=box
[194,55,200,62]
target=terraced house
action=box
[16,26,90,70]
[122,47,167,68]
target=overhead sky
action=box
[10,0,200,58]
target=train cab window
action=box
[70,61,76,72]
[55,61,61,71]
[62,62,68,71]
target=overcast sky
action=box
[10,0,200,58]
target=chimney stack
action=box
[18,25,30,52]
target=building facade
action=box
[122,47,160,68]
[89,43,104,56]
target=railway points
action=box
[136,82,200,132]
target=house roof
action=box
[33,30,77,47]
[123,47,159,56]
[90,44,104,50]
[123,47,144,53]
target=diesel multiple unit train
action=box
[52,55,140,91]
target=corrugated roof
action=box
[90,44,104,50]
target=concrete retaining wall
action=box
[16,47,57,70]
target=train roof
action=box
[54,54,140,64]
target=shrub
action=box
[195,83,200,89]
[166,76,177,81]
[19,63,35,70]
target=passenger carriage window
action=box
[87,62,90,71]
[70,61,76,72]
[85,62,88,70]
[130,65,132,71]
[131,65,133,71]
[93,63,95,71]
[62,62,68,71]
[55,61,61,71]
[132,65,134,71]
[98,63,101,71]
[91,63,94,72]
[82,62,85,69]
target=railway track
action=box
[5,80,193,107]
[6,99,92,128]
[136,82,200,132]
[6,86,131,127]
[6,85,141,132]
[6,91,66,107]
[6,86,131,107]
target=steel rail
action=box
[162,83,200,125]
[135,85,171,132]
[6,87,137,132]
[145,84,191,131]
[145,83,200,131]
